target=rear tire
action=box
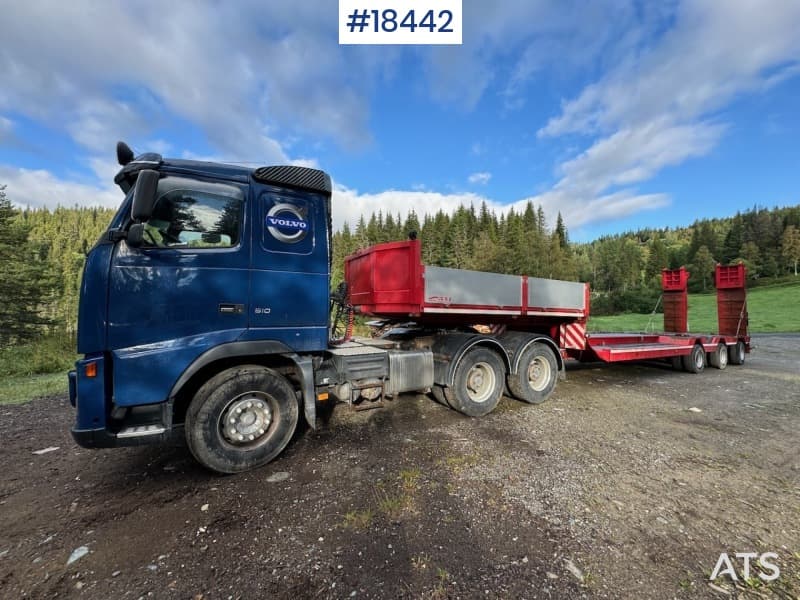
[681,344,706,374]
[186,365,299,474]
[430,385,450,407]
[444,347,504,417]
[708,343,728,370]
[507,342,558,404]
[728,341,746,365]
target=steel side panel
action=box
[527,278,586,311]
[424,266,522,308]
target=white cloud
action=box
[539,1,800,139]
[530,0,800,228]
[0,2,371,162]
[0,165,121,210]
[0,116,13,140]
[331,185,491,231]
[468,172,492,185]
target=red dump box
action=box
[345,240,589,329]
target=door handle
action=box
[218,303,244,315]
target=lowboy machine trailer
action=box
[69,143,750,473]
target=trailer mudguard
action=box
[168,340,317,429]
[431,333,511,387]
[497,331,565,377]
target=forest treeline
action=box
[333,201,800,315]
[1,180,799,346]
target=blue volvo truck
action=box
[70,142,575,473]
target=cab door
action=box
[107,175,250,406]
[246,185,330,352]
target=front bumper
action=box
[70,357,175,449]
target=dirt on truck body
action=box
[1,335,798,599]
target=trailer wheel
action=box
[444,347,504,417]
[708,343,728,370]
[185,365,299,474]
[681,344,706,374]
[728,341,746,365]
[507,342,558,404]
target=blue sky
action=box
[1,1,799,241]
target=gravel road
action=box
[1,335,798,599]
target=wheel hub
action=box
[221,394,273,445]
[466,362,495,403]
[528,357,551,392]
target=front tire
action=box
[186,365,299,474]
[507,342,558,404]
[444,347,504,417]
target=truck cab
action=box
[70,143,333,471]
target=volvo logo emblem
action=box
[266,203,309,243]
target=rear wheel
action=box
[728,340,746,365]
[708,343,728,370]
[444,347,504,417]
[430,385,450,407]
[507,342,558,404]
[681,344,706,374]
[186,365,299,474]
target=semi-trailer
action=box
[69,143,750,473]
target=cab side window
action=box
[141,180,243,249]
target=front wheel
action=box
[185,366,299,474]
[507,342,558,404]
[444,347,504,417]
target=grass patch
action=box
[588,280,800,333]
[0,334,77,378]
[376,491,406,519]
[0,372,68,405]
[441,452,480,474]
[0,334,75,405]
[399,468,421,492]
[341,509,373,530]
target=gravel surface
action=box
[1,335,798,599]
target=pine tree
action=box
[0,186,56,345]
[692,245,716,291]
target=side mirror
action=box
[127,223,145,248]
[131,169,160,222]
